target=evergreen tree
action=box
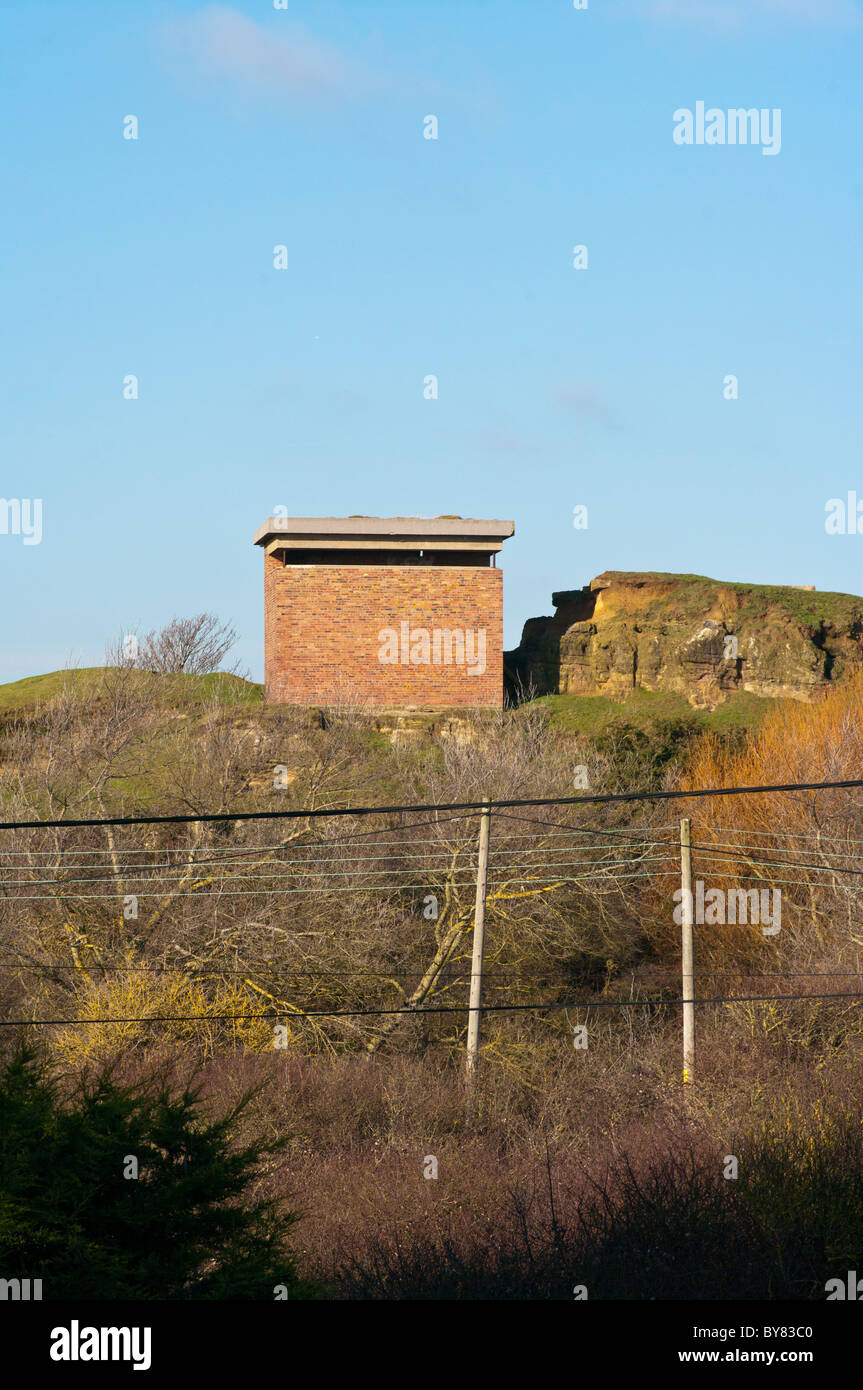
[0,1042,312,1299]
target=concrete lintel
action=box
[254,515,515,549]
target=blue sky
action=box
[2,0,862,682]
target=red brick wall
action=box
[263,557,504,708]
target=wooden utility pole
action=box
[680,817,695,1085]
[465,798,491,1081]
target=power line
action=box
[492,808,678,838]
[667,865,863,892]
[0,838,480,865]
[0,868,670,902]
[2,777,862,833]
[0,964,640,978]
[0,806,481,835]
[0,852,674,891]
[0,830,673,862]
[693,837,863,860]
[700,826,863,845]
[647,971,863,978]
[4,961,863,979]
[4,989,863,1028]
[692,846,863,877]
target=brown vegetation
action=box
[2,656,863,1296]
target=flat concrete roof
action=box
[254,515,515,551]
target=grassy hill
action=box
[0,668,263,716]
[586,571,863,630]
[0,666,777,758]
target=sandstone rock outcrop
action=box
[506,572,863,710]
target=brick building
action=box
[253,515,515,709]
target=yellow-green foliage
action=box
[51,969,276,1068]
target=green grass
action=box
[0,669,101,710]
[532,686,774,738]
[588,571,863,631]
[0,667,263,714]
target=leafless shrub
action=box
[122,613,243,676]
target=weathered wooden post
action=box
[465,798,491,1081]
[681,817,695,1084]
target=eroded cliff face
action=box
[507,572,863,709]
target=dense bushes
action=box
[3,665,863,1298]
[200,1043,863,1300]
[309,1102,863,1300]
[0,1043,312,1299]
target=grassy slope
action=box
[0,668,263,713]
[0,668,774,745]
[533,687,774,738]
[0,664,778,778]
[591,572,863,629]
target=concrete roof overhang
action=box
[253,515,515,555]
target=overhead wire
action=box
[4,989,863,1028]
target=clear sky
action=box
[2,0,862,683]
